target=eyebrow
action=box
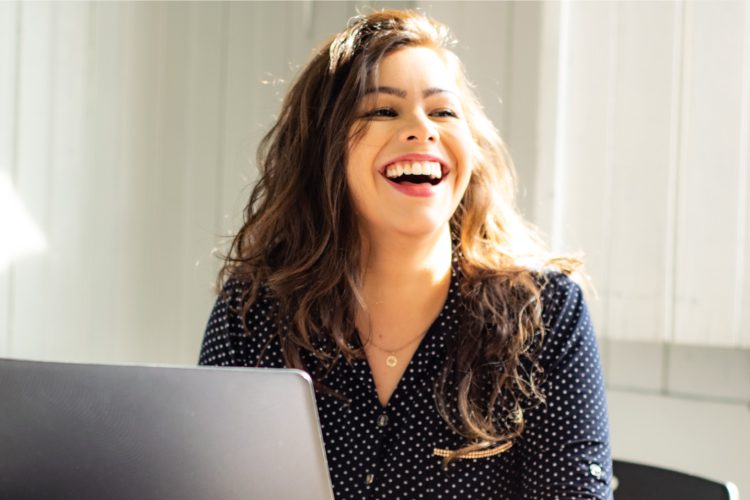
[363,86,454,98]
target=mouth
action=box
[380,158,450,186]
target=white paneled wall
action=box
[0,1,19,356]
[606,2,681,346]
[536,1,750,348]
[4,2,214,363]
[673,1,749,346]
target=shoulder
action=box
[209,279,279,335]
[537,271,585,329]
[199,278,284,367]
[534,271,596,373]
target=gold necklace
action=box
[365,328,429,368]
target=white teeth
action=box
[384,161,443,180]
[432,164,442,179]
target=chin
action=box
[390,217,450,239]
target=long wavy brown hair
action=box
[219,9,580,464]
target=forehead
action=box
[369,46,460,94]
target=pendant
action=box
[385,355,397,368]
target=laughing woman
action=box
[199,10,612,499]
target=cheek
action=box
[457,127,475,161]
[344,161,364,210]
[345,137,369,188]
[449,129,475,181]
[347,134,380,171]
[345,156,374,215]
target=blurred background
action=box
[1,0,748,493]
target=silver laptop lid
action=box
[0,358,334,500]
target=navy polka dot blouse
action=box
[199,269,613,499]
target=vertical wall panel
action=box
[552,2,618,332]
[43,1,91,360]
[48,0,129,362]
[506,2,544,219]
[113,2,165,360]
[533,1,562,242]
[114,2,190,363]
[605,3,679,342]
[0,1,18,186]
[180,2,227,361]
[0,2,19,356]
[11,2,54,358]
[741,0,750,348]
[673,1,747,346]
[152,2,194,361]
[77,1,128,361]
[219,2,288,240]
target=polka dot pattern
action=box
[199,271,612,499]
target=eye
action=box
[361,107,398,119]
[431,108,459,119]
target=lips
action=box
[376,153,452,198]
[384,177,441,197]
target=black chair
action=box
[612,459,739,500]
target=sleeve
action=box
[198,284,244,367]
[198,281,286,368]
[518,273,613,499]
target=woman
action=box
[200,10,612,499]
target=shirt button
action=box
[365,473,375,485]
[377,413,388,427]
[589,463,603,479]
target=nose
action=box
[399,113,438,143]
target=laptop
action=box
[0,358,335,500]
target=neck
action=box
[358,226,453,307]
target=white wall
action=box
[2,2,222,364]
[534,1,750,349]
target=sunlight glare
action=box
[0,172,46,271]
